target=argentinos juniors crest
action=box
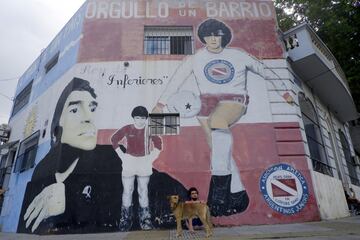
[204,59,235,84]
[260,163,309,215]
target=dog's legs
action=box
[186,218,195,233]
[176,217,183,237]
[198,214,210,238]
[206,207,213,236]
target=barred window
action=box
[299,93,333,176]
[339,130,359,186]
[144,26,194,55]
[11,80,33,117]
[14,131,40,173]
[149,113,180,135]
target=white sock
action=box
[230,156,245,192]
[122,176,135,208]
[137,176,150,208]
[210,129,232,176]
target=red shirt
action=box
[111,124,162,157]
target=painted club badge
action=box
[204,59,235,84]
[260,163,309,215]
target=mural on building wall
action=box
[9,0,322,235]
[23,107,38,138]
[110,106,162,231]
[260,163,309,215]
[153,18,265,216]
[17,79,187,234]
[17,78,121,234]
[18,78,116,233]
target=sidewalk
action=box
[1,216,360,240]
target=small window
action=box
[45,51,59,73]
[14,131,40,173]
[144,26,194,55]
[149,113,180,135]
[11,80,33,117]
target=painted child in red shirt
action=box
[111,106,162,231]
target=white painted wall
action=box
[288,59,359,219]
[312,171,349,219]
[263,59,301,123]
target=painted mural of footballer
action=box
[153,19,265,217]
[18,78,122,234]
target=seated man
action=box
[0,188,5,203]
[0,188,5,197]
[345,188,360,215]
[185,187,204,232]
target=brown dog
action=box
[168,195,213,237]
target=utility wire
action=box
[0,77,19,82]
[0,92,13,101]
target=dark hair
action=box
[198,19,232,48]
[131,106,149,118]
[188,187,199,198]
[51,77,97,147]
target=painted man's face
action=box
[204,34,222,53]
[134,116,147,129]
[59,90,98,150]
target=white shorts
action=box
[121,149,160,177]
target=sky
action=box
[0,0,86,124]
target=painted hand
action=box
[115,147,126,159]
[24,158,79,232]
[24,182,65,232]
[151,103,165,113]
[149,148,160,162]
[282,92,294,105]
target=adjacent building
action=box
[0,0,358,234]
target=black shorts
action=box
[192,218,203,226]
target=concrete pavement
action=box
[1,216,360,239]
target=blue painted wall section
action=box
[10,2,87,119]
[2,2,87,232]
[1,142,50,232]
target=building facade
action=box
[0,0,359,234]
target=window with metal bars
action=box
[299,93,333,176]
[11,80,33,117]
[339,130,360,186]
[149,113,180,135]
[144,26,194,55]
[14,131,40,173]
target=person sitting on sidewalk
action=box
[185,187,204,232]
[345,188,360,215]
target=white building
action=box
[0,0,358,234]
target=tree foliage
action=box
[275,0,360,112]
